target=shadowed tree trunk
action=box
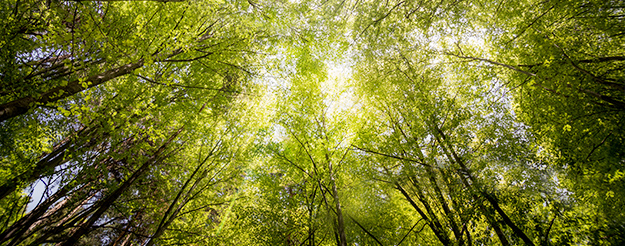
[0,126,95,201]
[57,126,183,246]
[0,61,144,123]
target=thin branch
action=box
[444,52,536,77]
[159,52,213,63]
[505,5,555,45]
[585,132,612,161]
[358,1,405,38]
[137,74,237,92]
[543,213,557,244]
[396,219,423,246]
[347,214,384,246]
[271,148,315,180]
[352,145,430,167]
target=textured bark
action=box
[0,182,72,244]
[0,60,144,123]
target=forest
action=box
[0,0,624,245]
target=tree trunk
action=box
[145,148,216,246]
[408,176,453,245]
[393,116,463,244]
[395,183,451,246]
[58,126,182,246]
[424,167,463,244]
[326,153,347,246]
[431,123,535,246]
[0,182,72,244]
[0,60,144,123]
[0,126,96,201]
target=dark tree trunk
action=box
[0,61,144,123]
[58,127,182,246]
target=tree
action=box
[0,0,268,244]
[436,0,625,242]
[1,0,624,245]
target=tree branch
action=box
[347,214,384,246]
[352,145,430,167]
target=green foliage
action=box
[0,0,623,245]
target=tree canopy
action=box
[0,0,623,245]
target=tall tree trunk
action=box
[326,153,347,246]
[393,115,464,244]
[57,126,183,246]
[408,176,453,245]
[1,156,113,245]
[424,167,463,244]
[395,183,451,246]
[0,60,144,123]
[13,190,98,246]
[308,185,317,246]
[431,123,535,246]
[145,146,217,246]
[0,126,96,201]
[0,182,72,244]
[0,102,148,201]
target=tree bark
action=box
[0,60,144,123]
[408,177,453,245]
[0,181,72,244]
[0,102,148,201]
[393,115,463,244]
